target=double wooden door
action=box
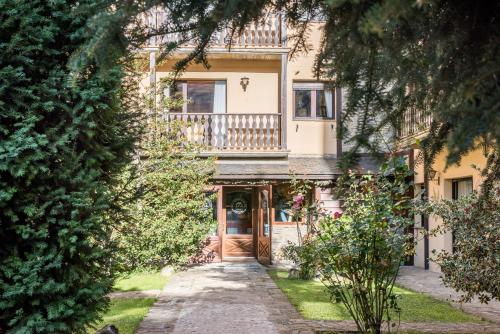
[222,186,271,264]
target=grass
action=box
[113,271,170,292]
[90,298,156,334]
[268,270,484,323]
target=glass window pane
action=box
[170,82,184,112]
[225,191,252,235]
[316,90,334,119]
[294,90,311,118]
[273,185,292,222]
[187,81,214,113]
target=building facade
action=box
[141,10,485,270]
[140,13,378,265]
[398,114,488,272]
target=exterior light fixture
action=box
[240,77,249,92]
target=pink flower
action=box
[333,211,342,219]
[292,194,304,209]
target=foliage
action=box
[89,298,156,334]
[0,1,142,333]
[268,269,483,323]
[133,0,499,179]
[113,272,170,292]
[418,181,500,303]
[315,157,414,333]
[115,120,216,271]
[281,238,319,280]
[280,177,322,279]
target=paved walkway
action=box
[397,266,500,323]
[135,262,500,334]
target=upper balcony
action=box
[397,107,432,146]
[166,112,282,153]
[142,10,286,51]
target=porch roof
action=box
[213,155,380,181]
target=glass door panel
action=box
[225,190,252,235]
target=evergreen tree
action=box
[0,1,142,332]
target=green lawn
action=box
[268,270,483,323]
[113,271,170,292]
[90,298,156,334]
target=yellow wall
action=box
[286,22,338,156]
[412,147,487,272]
[156,58,280,115]
[146,21,339,156]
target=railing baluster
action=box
[144,12,284,48]
[266,114,272,149]
[162,113,282,150]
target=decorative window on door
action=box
[225,191,252,235]
[261,190,270,237]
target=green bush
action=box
[0,1,141,332]
[115,120,216,270]
[281,238,319,280]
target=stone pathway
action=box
[135,262,500,334]
[397,266,500,323]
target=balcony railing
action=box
[144,10,285,49]
[166,113,282,150]
[397,108,432,139]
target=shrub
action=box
[0,1,141,332]
[316,157,414,333]
[115,120,216,270]
[281,238,319,280]
[420,182,500,303]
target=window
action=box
[272,185,313,223]
[204,192,218,236]
[167,80,226,114]
[451,177,473,252]
[293,82,335,119]
[452,178,473,200]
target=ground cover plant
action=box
[268,270,483,324]
[88,298,155,334]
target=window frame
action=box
[292,82,336,121]
[167,80,226,114]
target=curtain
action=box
[213,81,226,114]
[325,89,333,119]
[213,81,226,147]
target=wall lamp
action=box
[240,77,250,92]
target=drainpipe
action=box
[423,158,430,270]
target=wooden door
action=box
[223,188,254,257]
[257,186,272,264]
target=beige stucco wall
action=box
[412,147,487,272]
[286,22,338,156]
[144,21,338,156]
[156,58,280,115]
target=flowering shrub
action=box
[315,157,414,333]
[419,183,500,303]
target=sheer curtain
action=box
[213,81,226,147]
[325,89,333,119]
